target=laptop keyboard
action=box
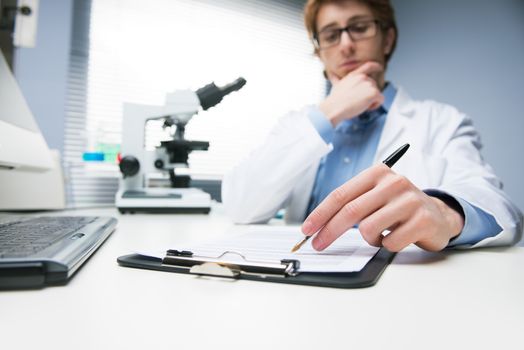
[0,217,98,258]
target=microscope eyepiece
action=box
[196,77,246,111]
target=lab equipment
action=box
[115,78,246,213]
[0,50,65,210]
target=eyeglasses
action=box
[313,19,381,50]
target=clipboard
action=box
[117,247,395,289]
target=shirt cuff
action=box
[307,106,334,144]
[424,189,502,247]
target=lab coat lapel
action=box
[374,87,413,163]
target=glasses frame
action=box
[313,19,383,50]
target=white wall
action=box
[13,0,74,154]
[388,0,524,215]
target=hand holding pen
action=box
[293,143,465,253]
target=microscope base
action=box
[115,188,211,214]
[117,207,210,214]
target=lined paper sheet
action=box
[186,226,379,273]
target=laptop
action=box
[0,215,117,289]
[0,51,117,289]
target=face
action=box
[315,0,394,83]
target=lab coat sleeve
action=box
[221,107,332,224]
[430,108,523,248]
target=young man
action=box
[221,0,523,252]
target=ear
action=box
[383,27,395,55]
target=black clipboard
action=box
[117,247,395,289]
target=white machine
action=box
[115,78,246,214]
[0,51,65,210]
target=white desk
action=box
[1,205,523,350]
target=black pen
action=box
[291,143,410,253]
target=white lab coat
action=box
[221,87,523,248]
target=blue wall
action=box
[388,0,524,214]
[13,0,73,154]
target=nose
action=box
[338,30,354,50]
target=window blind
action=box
[63,0,324,207]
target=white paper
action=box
[178,226,379,273]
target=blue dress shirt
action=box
[306,83,502,247]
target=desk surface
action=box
[1,205,523,350]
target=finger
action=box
[312,182,392,251]
[302,163,390,235]
[359,76,383,110]
[381,216,421,252]
[368,93,385,111]
[359,195,415,246]
[353,61,384,77]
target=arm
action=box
[426,190,505,248]
[426,114,523,248]
[301,111,523,252]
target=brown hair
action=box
[303,0,398,62]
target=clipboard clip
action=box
[163,249,300,278]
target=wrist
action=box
[319,99,342,127]
[431,196,464,240]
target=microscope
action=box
[115,77,246,213]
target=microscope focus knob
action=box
[154,159,164,169]
[119,156,140,178]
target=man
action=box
[221,0,523,252]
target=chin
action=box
[337,67,354,77]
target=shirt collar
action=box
[381,82,397,113]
